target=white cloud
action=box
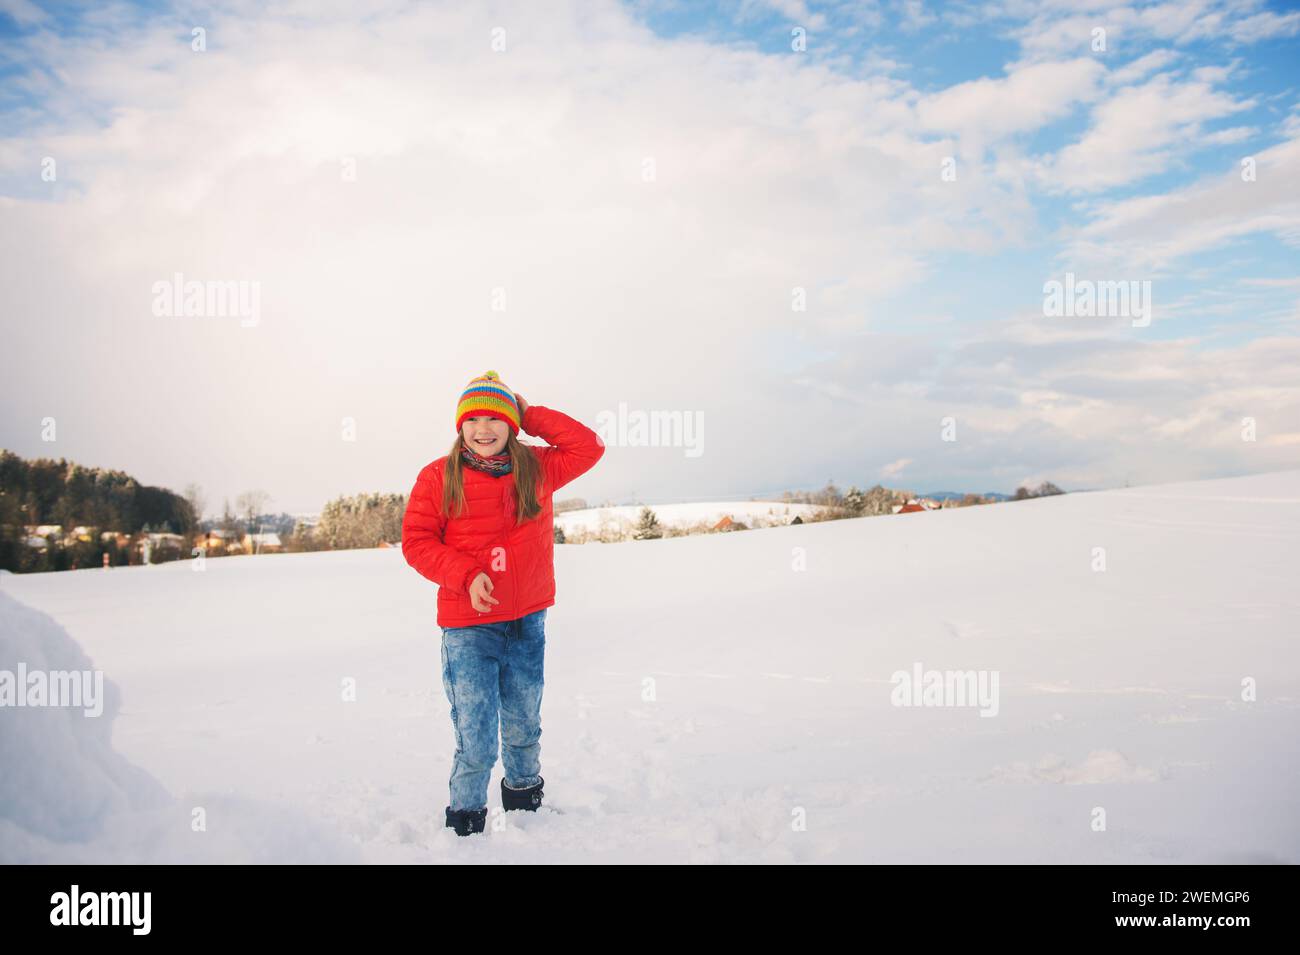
[776,313,1300,491]
[1009,0,1300,60]
[916,58,1105,146]
[899,0,937,32]
[1037,70,1252,191]
[1106,48,1179,85]
[744,0,829,30]
[1228,8,1300,42]
[1063,133,1300,269]
[0,0,46,27]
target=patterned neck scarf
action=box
[460,443,513,477]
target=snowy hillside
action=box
[554,500,821,537]
[2,470,1298,863]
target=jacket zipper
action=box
[502,480,514,621]
[507,540,515,621]
[504,509,514,621]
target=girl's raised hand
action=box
[515,393,529,417]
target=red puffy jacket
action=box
[401,404,605,628]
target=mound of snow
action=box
[0,590,359,863]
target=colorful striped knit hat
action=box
[456,370,521,436]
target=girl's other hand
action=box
[469,572,500,613]
[515,393,528,417]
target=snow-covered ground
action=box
[554,500,821,536]
[2,470,1298,863]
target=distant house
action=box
[134,532,187,563]
[895,500,927,514]
[712,515,749,532]
[242,532,283,554]
[137,532,186,556]
[197,528,237,553]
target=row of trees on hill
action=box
[1012,481,1065,499]
[0,450,320,572]
[782,482,998,518]
[0,450,201,572]
[596,478,1068,544]
[3,444,1069,572]
[773,479,1060,515]
[0,449,198,537]
[306,493,405,551]
[0,442,596,571]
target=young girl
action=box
[401,370,605,836]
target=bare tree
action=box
[183,483,206,526]
[235,490,272,530]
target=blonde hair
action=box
[442,429,543,525]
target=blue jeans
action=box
[439,608,547,811]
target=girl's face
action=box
[462,416,510,456]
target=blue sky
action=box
[0,0,1298,511]
[629,0,1300,345]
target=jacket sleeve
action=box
[522,404,606,494]
[401,463,483,595]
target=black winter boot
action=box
[445,806,488,836]
[501,775,544,812]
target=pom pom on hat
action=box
[456,370,522,436]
